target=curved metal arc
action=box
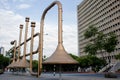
[38,1,63,77]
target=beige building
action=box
[77,0,120,63]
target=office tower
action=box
[77,0,120,62]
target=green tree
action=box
[0,54,4,69]
[87,55,106,72]
[69,53,107,72]
[104,33,117,53]
[84,43,97,55]
[78,56,90,68]
[6,47,18,59]
[6,47,14,58]
[103,33,118,63]
[78,55,106,72]
[32,60,38,72]
[115,53,120,60]
[84,25,118,62]
[84,25,99,55]
[69,53,79,61]
[95,32,105,57]
[84,25,98,39]
[0,54,10,69]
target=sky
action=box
[0,0,83,59]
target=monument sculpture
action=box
[8,1,78,78]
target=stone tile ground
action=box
[0,72,120,80]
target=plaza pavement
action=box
[0,72,120,80]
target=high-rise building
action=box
[77,0,120,62]
[0,47,5,56]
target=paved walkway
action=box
[0,72,120,80]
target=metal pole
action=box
[18,24,23,61]
[11,40,17,62]
[30,22,35,72]
[59,64,62,80]
[23,17,29,57]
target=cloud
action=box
[0,9,24,51]
[0,9,78,59]
[40,23,78,57]
[0,0,10,10]
[13,0,25,2]
[63,24,78,54]
[12,0,36,2]
[17,4,31,9]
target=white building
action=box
[77,0,120,63]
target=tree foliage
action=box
[32,60,38,72]
[69,53,79,61]
[6,47,18,59]
[0,54,10,69]
[103,33,118,53]
[69,54,106,72]
[115,53,120,60]
[84,25,118,57]
[78,55,106,72]
[84,25,98,39]
[95,32,105,50]
[84,43,97,55]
